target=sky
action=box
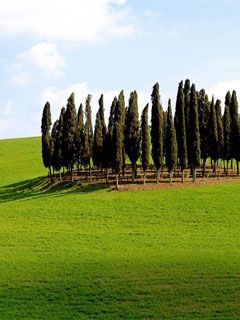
[1,0,240,139]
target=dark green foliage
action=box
[215,99,224,160]
[51,120,61,172]
[162,110,168,158]
[62,93,77,171]
[93,98,105,169]
[75,104,84,169]
[82,95,93,167]
[198,90,210,163]
[125,91,140,180]
[165,100,177,173]
[230,91,240,161]
[41,102,53,171]
[188,84,201,170]
[184,79,191,161]
[103,97,117,169]
[209,97,218,163]
[223,104,231,164]
[151,83,164,173]
[175,81,188,170]
[141,104,150,173]
[113,91,125,174]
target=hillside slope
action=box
[0,137,240,319]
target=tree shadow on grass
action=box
[0,176,110,203]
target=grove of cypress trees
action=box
[151,82,164,183]
[174,81,188,182]
[125,91,140,182]
[165,99,177,183]
[188,84,201,181]
[230,91,240,175]
[223,104,231,175]
[141,104,150,185]
[62,93,77,182]
[41,101,54,179]
[184,79,191,163]
[75,104,84,174]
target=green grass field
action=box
[0,137,240,319]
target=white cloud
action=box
[207,80,240,103]
[20,43,65,75]
[0,0,135,43]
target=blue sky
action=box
[0,0,240,138]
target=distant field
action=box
[0,137,240,319]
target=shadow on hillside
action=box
[0,177,109,203]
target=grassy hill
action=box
[0,137,240,319]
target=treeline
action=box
[41,80,240,186]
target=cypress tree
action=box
[174,81,188,181]
[209,97,218,173]
[82,95,93,178]
[230,91,240,174]
[188,84,201,181]
[51,116,64,180]
[215,99,224,163]
[41,102,53,179]
[198,90,210,176]
[113,91,125,188]
[125,91,140,182]
[141,104,150,184]
[93,107,104,171]
[184,79,191,163]
[223,104,231,175]
[75,104,84,174]
[62,93,77,182]
[162,110,168,160]
[103,97,117,182]
[165,99,177,183]
[151,82,164,183]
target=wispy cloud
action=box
[0,0,135,43]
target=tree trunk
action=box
[227,160,229,177]
[231,159,233,169]
[237,161,239,176]
[132,163,137,183]
[70,165,73,182]
[143,171,146,185]
[106,168,109,183]
[156,169,160,184]
[193,168,196,182]
[169,170,173,184]
[49,166,53,181]
[115,174,119,189]
[181,169,184,183]
[59,170,62,181]
[89,163,92,183]
[202,159,206,178]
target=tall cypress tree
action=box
[41,102,53,179]
[103,97,117,181]
[165,99,177,183]
[198,90,210,176]
[125,91,140,182]
[75,104,84,174]
[223,104,231,175]
[151,82,164,183]
[141,104,150,184]
[93,107,104,170]
[188,84,201,181]
[162,109,168,160]
[174,81,188,181]
[209,97,218,173]
[215,99,224,163]
[82,95,93,175]
[112,91,125,188]
[62,93,77,182]
[230,91,240,174]
[184,79,191,163]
